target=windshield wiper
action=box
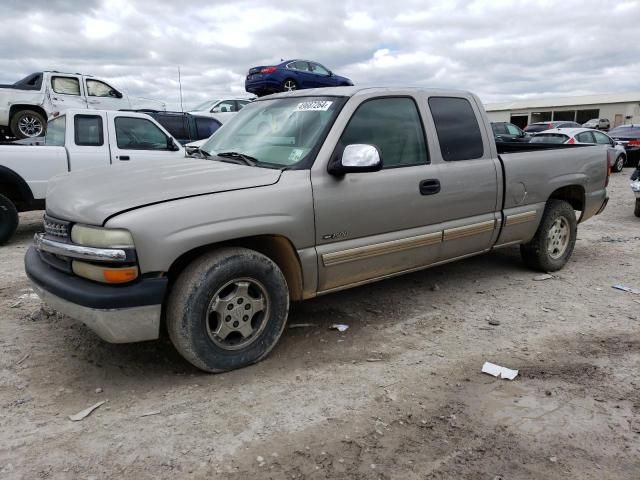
[216,151,258,166]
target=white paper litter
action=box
[612,284,640,294]
[482,362,518,380]
[533,274,553,281]
[68,400,106,421]
[330,324,349,332]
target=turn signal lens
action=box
[72,261,139,284]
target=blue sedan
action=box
[245,59,353,96]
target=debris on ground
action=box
[330,324,349,332]
[140,411,161,417]
[487,318,501,326]
[16,353,30,365]
[612,284,640,294]
[366,358,383,362]
[95,388,103,394]
[10,301,22,308]
[481,362,518,380]
[68,401,106,421]
[533,274,553,281]
[288,323,316,329]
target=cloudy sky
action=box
[1,0,639,110]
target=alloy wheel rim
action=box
[284,80,297,91]
[547,216,570,259]
[205,278,269,350]
[18,115,43,137]
[616,157,624,171]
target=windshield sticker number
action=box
[288,148,304,162]
[295,101,333,112]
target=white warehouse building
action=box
[484,92,640,129]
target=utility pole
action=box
[178,66,184,112]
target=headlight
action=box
[71,225,134,248]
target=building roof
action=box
[485,92,640,112]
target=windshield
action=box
[201,96,344,168]
[193,100,218,111]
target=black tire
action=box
[520,200,577,272]
[167,247,290,372]
[282,79,298,92]
[635,199,640,218]
[613,155,625,173]
[10,109,46,139]
[0,194,19,245]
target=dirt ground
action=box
[1,172,639,480]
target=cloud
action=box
[0,0,638,109]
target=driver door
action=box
[106,113,183,163]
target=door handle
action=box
[419,179,440,195]
[118,156,130,161]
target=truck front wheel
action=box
[0,194,19,245]
[167,247,290,373]
[10,109,46,139]
[520,200,577,272]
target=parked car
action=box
[0,71,166,139]
[245,60,353,96]
[582,118,610,130]
[608,124,640,168]
[25,86,609,373]
[491,122,530,142]
[0,109,185,244]
[132,110,222,146]
[524,121,581,134]
[530,128,627,172]
[188,98,253,123]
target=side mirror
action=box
[167,137,180,151]
[328,144,382,175]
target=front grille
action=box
[43,215,71,240]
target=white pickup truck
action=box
[0,109,185,244]
[0,71,166,139]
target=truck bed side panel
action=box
[496,145,608,246]
[0,146,68,200]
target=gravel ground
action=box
[1,172,639,479]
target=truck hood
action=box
[46,158,282,225]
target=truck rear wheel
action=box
[10,109,46,139]
[0,194,19,245]
[520,200,577,272]
[167,247,290,373]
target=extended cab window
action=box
[51,76,80,96]
[429,97,484,161]
[340,97,428,168]
[86,79,120,98]
[74,115,103,146]
[45,116,66,146]
[115,117,170,150]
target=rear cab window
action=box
[428,96,484,161]
[45,116,66,146]
[530,134,569,144]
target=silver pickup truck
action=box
[25,87,610,372]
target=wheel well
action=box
[9,104,47,123]
[167,235,305,301]
[549,185,585,212]
[0,166,34,211]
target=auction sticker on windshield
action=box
[295,100,333,112]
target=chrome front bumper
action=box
[34,232,129,262]
[30,281,161,343]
